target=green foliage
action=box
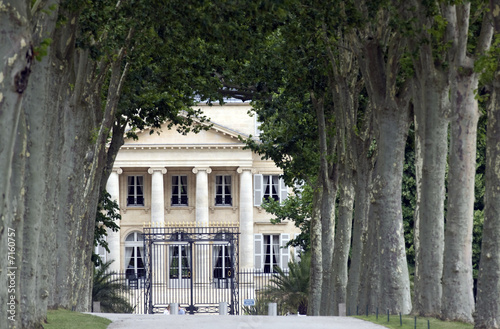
[475,34,500,84]
[93,190,121,266]
[92,261,133,313]
[33,38,53,61]
[265,252,310,315]
[262,184,313,252]
[472,109,487,282]
[402,125,416,267]
[242,295,275,315]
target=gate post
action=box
[219,302,228,315]
[268,303,277,316]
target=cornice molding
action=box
[120,144,247,151]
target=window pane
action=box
[170,247,179,279]
[180,176,187,195]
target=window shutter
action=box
[254,174,263,206]
[254,234,263,271]
[280,233,290,270]
[279,178,288,203]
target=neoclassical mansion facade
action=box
[102,102,300,283]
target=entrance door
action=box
[169,244,191,288]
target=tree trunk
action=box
[332,164,354,315]
[1,3,127,326]
[346,138,373,313]
[320,178,337,315]
[474,5,500,327]
[308,186,323,316]
[441,69,479,323]
[352,33,412,314]
[370,105,412,314]
[412,48,448,316]
[474,77,500,329]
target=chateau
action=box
[101,102,300,301]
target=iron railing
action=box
[101,269,287,315]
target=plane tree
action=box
[474,1,500,326]
[0,1,257,327]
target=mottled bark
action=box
[474,5,500,328]
[474,79,500,329]
[441,3,492,323]
[1,2,129,327]
[320,181,337,315]
[308,187,323,316]
[346,141,373,313]
[412,43,448,316]
[371,106,412,314]
[309,93,338,316]
[332,165,354,315]
[0,1,55,328]
[352,31,412,313]
[441,71,478,323]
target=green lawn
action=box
[44,309,111,329]
[354,314,473,329]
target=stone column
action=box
[148,167,167,225]
[192,167,211,284]
[237,167,254,270]
[148,167,167,283]
[106,168,122,273]
[192,167,211,227]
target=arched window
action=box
[124,232,145,279]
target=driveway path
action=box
[93,313,388,329]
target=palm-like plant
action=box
[92,260,133,313]
[265,252,310,315]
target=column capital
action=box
[112,167,123,175]
[192,167,212,174]
[237,167,255,174]
[148,167,167,175]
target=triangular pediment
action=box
[124,119,248,146]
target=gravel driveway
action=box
[92,313,388,329]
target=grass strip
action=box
[44,309,111,329]
[354,314,473,329]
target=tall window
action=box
[215,175,232,206]
[254,233,290,273]
[253,174,288,206]
[263,234,280,273]
[127,175,144,206]
[213,245,233,278]
[263,175,280,202]
[124,232,145,279]
[171,175,188,206]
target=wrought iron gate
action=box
[143,224,239,314]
